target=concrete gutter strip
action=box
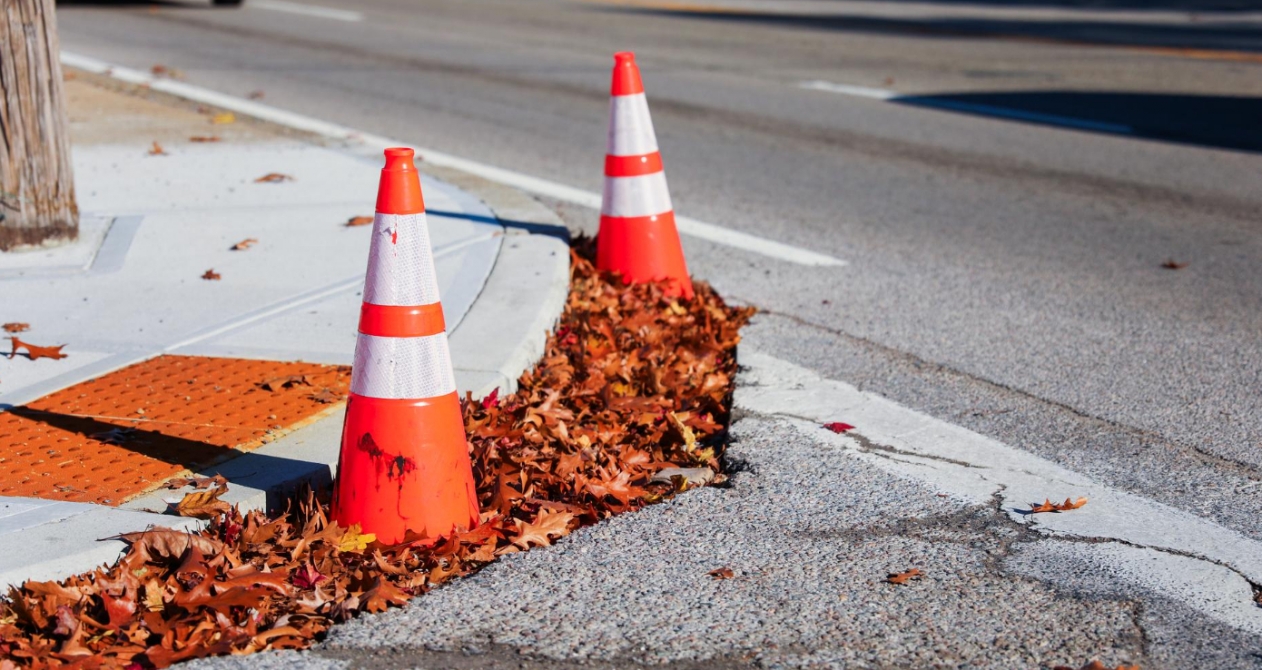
[0,499,201,589]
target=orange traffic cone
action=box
[597,51,694,299]
[330,147,479,545]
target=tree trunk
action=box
[0,0,78,252]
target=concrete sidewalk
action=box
[0,75,568,588]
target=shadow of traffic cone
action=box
[330,147,479,545]
[597,51,694,299]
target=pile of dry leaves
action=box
[0,243,754,668]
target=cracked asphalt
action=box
[187,413,1260,670]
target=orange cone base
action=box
[596,211,694,299]
[331,391,479,545]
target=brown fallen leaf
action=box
[260,374,311,392]
[105,528,224,558]
[148,141,168,156]
[345,216,374,227]
[1161,259,1188,270]
[189,135,221,143]
[511,509,575,549]
[886,568,923,585]
[202,269,221,281]
[211,112,236,125]
[309,388,343,404]
[8,337,67,361]
[708,567,734,580]
[2,322,30,333]
[150,64,183,79]
[255,173,294,183]
[230,238,259,251]
[247,90,265,100]
[162,474,228,491]
[175,485,232,519]
[1030,497,1088,513]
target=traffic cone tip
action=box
[611,51,645,96]
[376,147,425,215]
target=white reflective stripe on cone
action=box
[363,212,442,307]
[601,172,673,218]
[350,332,457,399]
[608,93,658,156]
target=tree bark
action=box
[0,0,78,252]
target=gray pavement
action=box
[26,0,1262,666]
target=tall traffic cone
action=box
[597,51,694,299]
[331,147,479,545]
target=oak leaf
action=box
[308,388,343,404]
[105,529,225,560]
[148,141,167,156]
[1161,259,1188,270]
[254,173,294,183]
[511,510,574,549]
[174,486,231,519]
[189,135,221,143]
[362,578,409,613]
[708,567,734,580]
[162,474,228,490]
[886,568,923,585]
[336,525,376,553]
[1030,497,1088,513]
[230,238,259,251]
[7,337,67,361]
[292,564,324,590]
[345,216,373,227]
[2,322,29,333]
[202,269,221,281]
[259,374,310,391]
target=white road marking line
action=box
[799,79,896,100]
[60,52,846,268]
[737,349,1262,634]
[248,0,363,22]
[799,80,1135,135]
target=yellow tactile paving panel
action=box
[0,355,350,505]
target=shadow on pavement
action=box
[428,208,572,241]
[2,407,327,511]
[895,90,1262,152]
[611,7,1262,54]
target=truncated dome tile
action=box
[0,355,350,505]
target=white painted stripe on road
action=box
[59,52,846,268]
[249,0,363,22]
[799,80,1135,135]
[737,349,1262,635]
[799,80,896,100]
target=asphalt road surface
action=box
[56,0,1262,666]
